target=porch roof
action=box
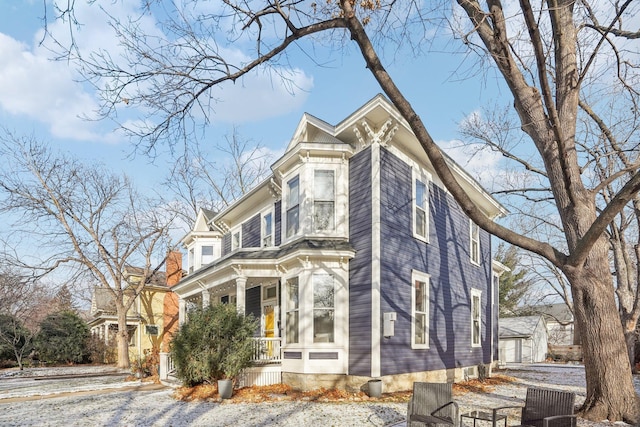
[173,238,355,295]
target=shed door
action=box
[501,339,522,363]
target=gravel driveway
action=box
[0,364,638,427]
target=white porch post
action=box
[236,277,247,315]
[179,298,186,326]
[202,289,210,308]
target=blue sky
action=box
[0,1,507,199]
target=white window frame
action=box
[471,288,482,347]
[231,228,242,251]
[188,247,195,273]
[285,175,300,239]
[412,168,429,242]
[313,273,335,344]
[201,245,214,266]
[313,169,335,232]
[470,220,480,265]
[262,210,274,247]
[411,270,430,349]
[285,277,299,345]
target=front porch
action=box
[160,336,283,386]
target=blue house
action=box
[170,95,507,391]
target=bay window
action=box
[313,274,335,343]
[286,176,299,238]
[285,277,299,344]
[314,170,335,231]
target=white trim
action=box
[231,227,242,251]
[412,168,430,243]
[470,220,480,266]
[471,288,482,347]
[312,168,336,233]
[371,142,381,378]
[411,270,430,349]
[261,209,275,248]
[284,174,301,242]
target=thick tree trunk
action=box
[624,329,638,374]
[569,245,640,424]
[116,309,131,369]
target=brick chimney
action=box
[165,250,183,288]
[162,250,182,352]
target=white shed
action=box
[499,315,548,363]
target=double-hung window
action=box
[232,230,241,251]
[314,170,335,231]
[412,270,430,349]
[201,245,214,265]
[262,212,273,247]
[471,288,482,347]
[313,274,335,343]
[285,277,299,344]
[286,176,300,238]
[470,220,480,264]
[413,170,429,241]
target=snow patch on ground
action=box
[0,363,638,427]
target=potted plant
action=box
[170,303,257,395]
[216,307,257,399]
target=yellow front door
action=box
[263,305,275,356]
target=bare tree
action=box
[164,127,273,229]
[0,132,177,369]
[462,89,640,372]
[48,0,640,421]
[0,268,54,369]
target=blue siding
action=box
[243,214,261,248]
[378,148,492,376]
[222,233,231,256]
[246,286,261,336]
[348,148,373,376]
[274,201,282,247]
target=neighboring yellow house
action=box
[88,266,175,362]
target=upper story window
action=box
[413,170,429,242]
[201,245,214,265]
[188,248,194,273]
[286,176,300,239]
[313,274,335,343]
[262,212,273,247]
[412,270,430,349]
[314,170,335,231]
[471,288,482,346]
[285,277,299,344]
[232,230,241,251]
[470,220,480,265]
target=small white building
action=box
[499,315,548,363]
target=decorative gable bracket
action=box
[354,118,398,149]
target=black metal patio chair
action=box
[407,382,459,427]
[492,387,577,427]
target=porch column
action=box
[201,290,210,308]
[179,298,186,326]
[235,276,247,315]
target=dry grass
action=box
[172,375,517,403]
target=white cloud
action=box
[208,66,313,123]
[438,138,504,191]
[0,1,315,143]
[0,33,101,141]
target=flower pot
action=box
[367,379,382,398]
[218,379,233,399]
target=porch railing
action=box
[251,337,282,364]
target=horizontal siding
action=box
[379,147,492,376]
[274,201,282,246]
[222,233,231,256]
[348,147,373,376]
[242,214,261,248]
